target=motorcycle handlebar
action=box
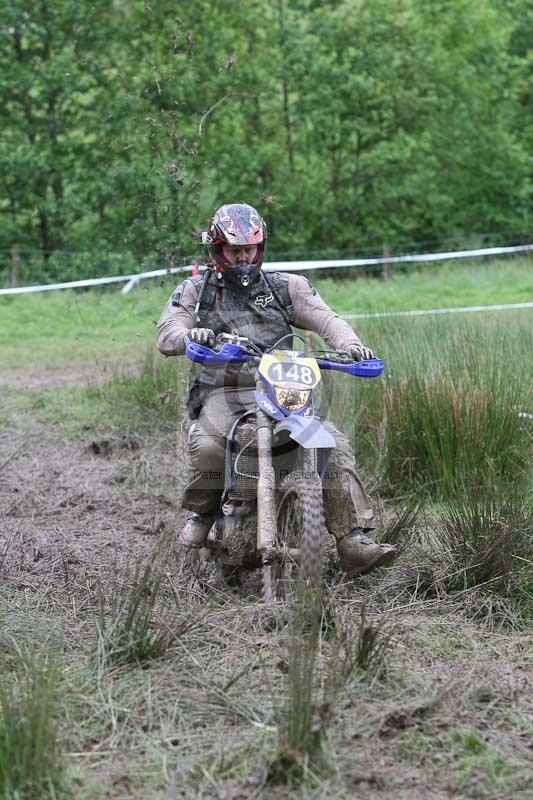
[184,336,383,377]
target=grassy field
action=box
[1,257,531,370]
[317,256,533,315]
[0,257,532,799]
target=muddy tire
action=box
[263,473,325,602]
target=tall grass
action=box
[0,650,64,800]
[82,309,531,508]
[271,582,394,785]
[103,348,188,421]
[335,314,532,501]
[383,363,530,499]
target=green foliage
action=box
[0,1,530,275]
[0,650,64,800]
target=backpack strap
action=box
[195,273,218,326]
[171,269,217,325]
[170,273,203,307]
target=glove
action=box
[188,328,215,346]
[347,344,376,362]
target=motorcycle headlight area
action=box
[273,385,311,411]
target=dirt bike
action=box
[184,332,383,601]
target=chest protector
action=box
[194,271,293,349]
[184,271,294,416]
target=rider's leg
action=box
[321,421,376,534]
[321,421,397,574]
[179,387,256,547]
[181,425,226,516]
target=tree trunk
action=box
[11,245,20,287]
[39,206,53,260]
[277,0,295,176]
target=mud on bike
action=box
[184,332,383,602]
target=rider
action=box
[157,202,396,574]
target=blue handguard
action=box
[315,357,384,377]
[184,336,252,365]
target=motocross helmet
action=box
[203,203,267,289]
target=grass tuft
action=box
[377,499,421,547]
[351,604,393,678]
[270,586,395,785]
[383,489,533,625]
[0,649,65,800]
[270,584,333,785]
[95,540,190,674]
[434,490,533,617]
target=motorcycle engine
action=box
[228,421,259,502]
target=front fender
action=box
[274,416,336,449]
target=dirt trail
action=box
[0,382,182,599]
[2,360,141,390]
[1,375,532,800]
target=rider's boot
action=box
[179,512,216,548]
[336,528,397,575]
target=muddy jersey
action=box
[191,271,293,351]
[157,268,366,411]
[157,269,364,358]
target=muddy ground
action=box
[0,368,532,800]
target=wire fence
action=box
[1,233,532,292]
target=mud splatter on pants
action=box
[181,387,376,537]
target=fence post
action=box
[382,243,390,280]
[11,244,20,287]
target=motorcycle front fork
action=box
[256,408,276,563]
[255,406,318,564]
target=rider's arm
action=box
[156,280,197,356]
[287,274,364,351]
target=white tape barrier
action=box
[0,264,194,296]
[0,243,531,297]
[341,301,533,320]
[263,243,533,274]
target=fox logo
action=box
[255,292,274,308]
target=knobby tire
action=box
[263,474,325,603]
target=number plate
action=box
[259,352,321,389]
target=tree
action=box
[0,0,530,274]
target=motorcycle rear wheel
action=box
[263,473,325,602]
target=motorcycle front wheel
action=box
[263,473,325,602]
